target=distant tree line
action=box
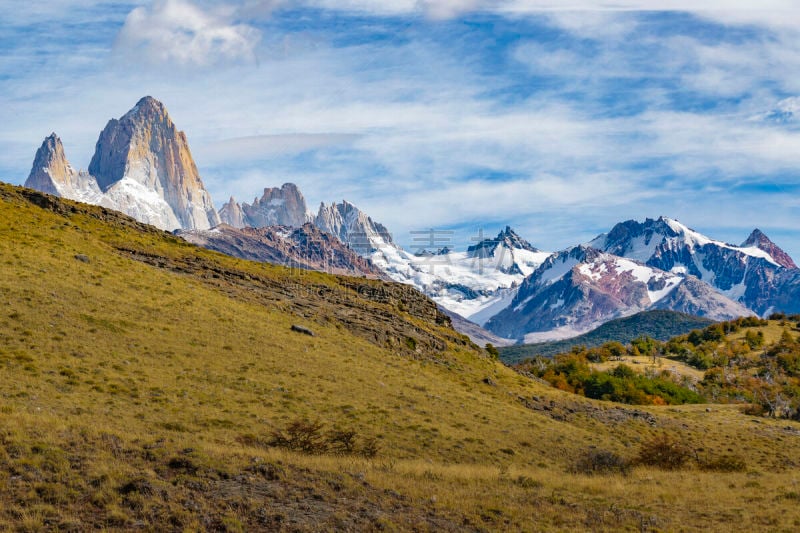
[515,315,800,419]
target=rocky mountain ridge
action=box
[219,183,312,228]
[314,200,395,255]
[178,223,387,279]
[485,245,752,342]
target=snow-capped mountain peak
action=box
[485,244,752,342]
[741,228,797,270]
[368,225,551,327]
[468,226,539,256]
[588,216,798,315]
[315,200,395,255]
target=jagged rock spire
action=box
[219,196,247,228]
[25,133,69,196]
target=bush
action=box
[572,448,630,475]
[268,419,379,457]
[360,436,380,458]
[485,343,499,359]
[327,429,357,455]
[636,433,692,470]
[270,419,328,454]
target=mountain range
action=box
[24,96,800,344]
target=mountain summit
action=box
[741,229,797,269]
[467,226,539,258]
[25,133,103,203]
[26,97,219,231]
[315,200,395,255]
[26,133,73,196]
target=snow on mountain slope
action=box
[315,200,394,255]
[101,177,182,230]
[589,216,780,267]
[370,227,551,325]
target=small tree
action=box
[485,343,500,359]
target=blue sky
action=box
[1,0,799,258]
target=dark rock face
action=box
[467,226,539,259]
[177,223,388,279]
[742,229,797,270]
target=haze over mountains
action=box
[24,97,800,343]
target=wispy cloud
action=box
[197,133,361,166]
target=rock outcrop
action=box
[742,229,797,270]
[219,184,311,229]
[219,196,247,228]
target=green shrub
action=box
[485,343,500,359]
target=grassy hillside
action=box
[1,182,800,531]
[500,310,715,363]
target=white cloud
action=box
[114,0,261,67]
